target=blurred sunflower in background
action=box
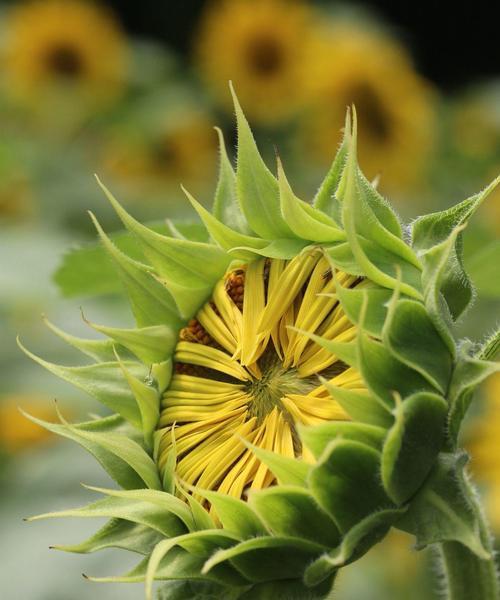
[102,93,217,202]
[0,396,54,455]
[298,23,436,195]
[194,0,315,125]
[468,374,500,533]
[2,0,128,124]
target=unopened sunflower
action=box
[3,0,127,114]
[22,89,500,599]
[194,0,315,124]
[299,24,436,194]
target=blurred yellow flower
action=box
[468,374,500,531]
[0,397,54,454]
[194,0,315,125]
[3,0,128,114]
[103,110,217,196]
[298,25,436,193]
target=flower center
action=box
[46,44,84,78]
[157,250,364,502]
[246,36,285,77]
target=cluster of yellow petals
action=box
[157,250,366,502]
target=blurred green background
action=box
[0,1,498,598]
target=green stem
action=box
[440,541,499,600]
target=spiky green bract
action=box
[23,97,500,600]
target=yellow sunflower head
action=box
[298,23,436,194]
[3,0,128,114]
[21,88,500,599]
[194,0,315,124]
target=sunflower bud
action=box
[22,87,500,599]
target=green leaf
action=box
[304,507,406,587]
[28,494,185,538]
[239,577,335,600]
[194,489,267,539]
[309,439,390,533]
[299,421,387,459]
[87,320,176,365]
[291,330,358,369]
[52,519,164,555]
[397,452,490,559]
[157,579,244,600]
[203,536,326,583]
[277,160,345,243]
[19,412,145,489]
[231,84,294,239]
[89,212,182,328]
[383,298,453,393]
[249,486,340,547]
[18,339,145,427]
[97,179,231,319]
[212,126,250,234]
[381,392,447,504]
[243,441,310,487]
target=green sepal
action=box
[299,421,387,459]
[89,212,182,328]
[152,359,173,393]
[411,175,500,320]
[193,489,267,539]
[357,331,433,409]
[97,179,231,319]
[43,316,120,362]
[85,486,197,531]
[309,439,391,533]
[231,238,310,260]
[87,320,176,365]
[146,531,244,599]
[339,117,422,299]
[447,342,500,444]
[212,126,250,234]
[313,109,350,220]
[92,547,245,588]
[28,493,185,538]
[19,411,145,490]
[157,580,244,600]
[325,242,364,276]
[51,518,164,555]
[18,338,145,427]
[202,536,326,583]
[304,507,406,587]
[238,576,336,600]
[381,392,447,504]
[114,349,160,448]
[243,441,309,487]
[277,159,345,243]
[335,283,393,338]
[291,329,358,369]
[248,486,341,547]
[231,84,294,239]
[320,383,393,428]
[420,225,464,356]
[397,452,490,558]
[187,494,215,531]
[183,186,268,260]
[383,297,453,393]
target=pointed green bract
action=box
[231,84,295,239]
